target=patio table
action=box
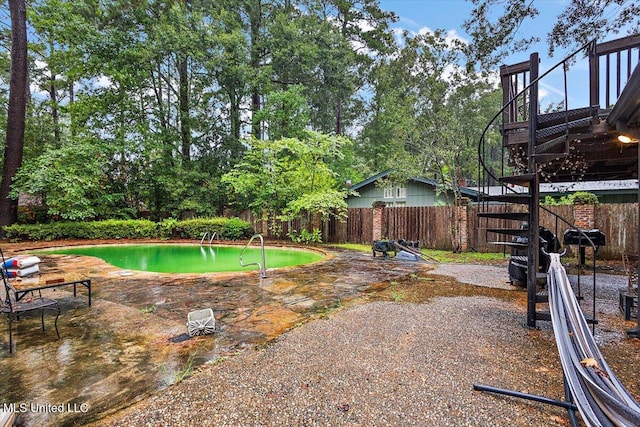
[10,273,91,306]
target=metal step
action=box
[534,133,571,154]
[535,311,597,324]
[499,174,536,186]
[531,153,569,163]
[487,241,529,249]
[536,294,549,303]
[486,228,528,237]
[536,116,592,140]
[537,106,595,128]
[535,311,552,321]
[482,194,531,204]
[477,212,530,221]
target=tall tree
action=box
[464,0,640,68]
[308,0,397,135]
[0,0,28,229]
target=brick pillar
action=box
[372,201,386,242]
[456,199,469,252]
[574,203,595,229]
[573,203,596,265]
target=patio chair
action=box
[0,249,60,353]
[619,253,639,320]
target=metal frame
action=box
[0,249,60,353]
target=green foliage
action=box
[282,190,348,222]
[159,218,180,239]
[220,218,254,240]
[253,85,310,140]
[222,132,351,222]
[571,191,599,205]
[287,228,322,244]
[140,305,157,314]
[162,352,196,385]
[10,139,119,221]
[173,217,253,240]
[389,280,405,302]
[542,191,599,206]
[2,217,252,241]
[358,29,502,194]
[3,219,157,241]
[464,0,638,67]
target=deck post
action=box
[527,52,540,328]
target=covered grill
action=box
[563,229,606,265]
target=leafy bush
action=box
[570,191,599,204]
[159,218,180,239]
[3,219,158,241]
[220,217,255,240]
[2,218,253,242]
[287,228,322,244]
[172,217,253,240]
[542,191,599,206]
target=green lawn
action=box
[326,243,508,264]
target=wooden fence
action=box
[236,203,638,260]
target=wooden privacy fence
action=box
[236,203,638,260]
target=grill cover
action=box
[563,229,605,246]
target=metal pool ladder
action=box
[200,231,217,245]
[240,234,267,278]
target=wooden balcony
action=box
[500,35,640,182]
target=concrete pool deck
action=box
[1,240,639,426]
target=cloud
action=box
[94,75,113,89]
[417,27,468,47]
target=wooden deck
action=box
[501,35,640,182]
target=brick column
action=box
[456,200,469,252]
[574,203,595,229]
[372,201,386,242]
[573,203,596,265]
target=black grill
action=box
[563,229,606,247]
[563,229,605,266]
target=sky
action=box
[376,0,593,107]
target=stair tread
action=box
[477,212,530,221]
[535,133,579,154]
[486,228,529,236]
[532,153,570,162]
[536,311,552,321]
[499,174,536,185]
[487,241,529,248]
[536,294,549,303]
[536,116,592,140]
[537,106,595,127]
[482,194,531,204]
[534,311,598,323]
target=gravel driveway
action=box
[92,262,640,427]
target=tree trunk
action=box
[249,0,262,140]
[0,0,28,230]
[49,74,60,145]
[178,56,191,162]
[48,41,60,145]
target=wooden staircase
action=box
[477,35,640,328]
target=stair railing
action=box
[239,234,267,278]
[477,39,600,327]
[478,38,596,191]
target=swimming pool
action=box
[41,244,324,273]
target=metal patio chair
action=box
[0,249,60,353]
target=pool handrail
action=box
[239,234,267,278]
[200,232,217,246]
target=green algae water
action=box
[42,244,323,273]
